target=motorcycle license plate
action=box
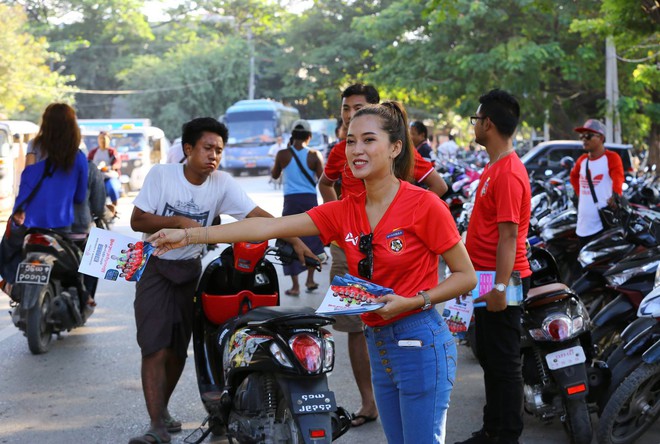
[545,345,586,370]
[245,159,256,168]
[16,263,51,285]
[291,391,337,415]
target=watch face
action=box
[495,283,506,292]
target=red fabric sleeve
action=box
[606,150,624,195]
[412,149,434,182]
[570,155,586,195]
[306,200,344,245]
[110,148,122,171]
[87,148,96,161]
[412,194,461,254]
[494,174,526,224]
[323,140,346,182]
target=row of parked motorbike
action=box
[447,159,660,444]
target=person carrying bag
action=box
[0,161,52,294]
[585,158,624,230]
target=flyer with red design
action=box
[78,227,154,282]
[315,274,392,315]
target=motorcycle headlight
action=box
[578,245,631,268]
[606,261,660,287]
[528,314,585,341]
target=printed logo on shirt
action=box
[387,229,405,254]
[481,176,491,197]
[579,174,605,195]
[162,201,209,225]
[345,232,359,246]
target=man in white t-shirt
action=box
[569,119,624,247]
[128,117,315,444]
[437,134,459,160]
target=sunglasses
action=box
[579,133,597,141]
[469,116,486,126]
[357,233,373,280]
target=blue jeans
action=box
[104,177,121,204]
[364,309,457,443]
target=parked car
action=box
[521,140,635,177]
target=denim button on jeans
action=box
[364,309,457,443]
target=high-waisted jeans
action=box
[364,309,457,443]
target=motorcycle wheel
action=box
[562,398,593,444]
[597,363,660,444]
[276,396,303,444]
[26,285,54,354]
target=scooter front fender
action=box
[276,376,334,443]
[592,294,635,327]
[642,338,660,364]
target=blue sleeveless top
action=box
[283,147,317,196]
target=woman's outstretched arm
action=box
[147,213,320,256]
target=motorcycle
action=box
[596,286,660,444]
[189,240,351,444]
[8,228,93,354]
[521,246,606,444]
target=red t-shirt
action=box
[324,140,435,198]
[307,180,461,326]
[465,154,531,278]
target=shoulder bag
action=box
[584,159,622,230]
[287,146,317,188]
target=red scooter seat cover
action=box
[202,289,278,325]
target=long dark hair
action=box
[352,101,414,181]
[33,103,81,171]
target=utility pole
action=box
[247,25,255,100]
[605,36,622,144]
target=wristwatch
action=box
[494,283,507,293]
[418,290,432,311]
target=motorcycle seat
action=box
[525,283,572,308]
[237,305,335,327]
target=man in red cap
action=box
[569,119,624,246]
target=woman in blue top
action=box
[13,103,88,230]
[271,119,325,295]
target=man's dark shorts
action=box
[134,256,201,358]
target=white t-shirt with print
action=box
[133,164,256,260]
[576,155,614,237]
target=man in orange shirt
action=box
[318,83,447,426]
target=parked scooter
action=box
[189,240,351,443]
[596,286,660,444]
[521,247,606,444]
[8,228,93,354]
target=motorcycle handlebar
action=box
[269,241,322,271]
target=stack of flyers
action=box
[315,274,393,315]
[78,227,155,282]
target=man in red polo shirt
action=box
[458,89,531,444]
[318,83,448,427]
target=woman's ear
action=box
[391,140,403,158]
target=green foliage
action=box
[0,4,75,120]
[117,37,250,139]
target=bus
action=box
[220,99,300,176]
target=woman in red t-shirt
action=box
[148,103,476,443]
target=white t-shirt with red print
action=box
[570,151,624,237]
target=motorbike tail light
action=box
[542,315,572,341]
[321,329,335,372]
[269,343,293,368]
[310,429,326,439]
[566,383,587,395]
[25,233,56,247]
[290,334,322,373]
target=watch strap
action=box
[418,290,432,310]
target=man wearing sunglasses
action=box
[569,119,624,247]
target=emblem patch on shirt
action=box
[345,232,358,246]
[387,229,405,254]
[480,177,491,197]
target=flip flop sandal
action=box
[306,284,319,292]
[128,431,171,444]
[285,289,300,296]
[163,417,182,433]
[350,413,378,427]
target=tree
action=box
[118,37,250,139]
[0,4,74,120]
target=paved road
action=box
[0,174,658,444]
